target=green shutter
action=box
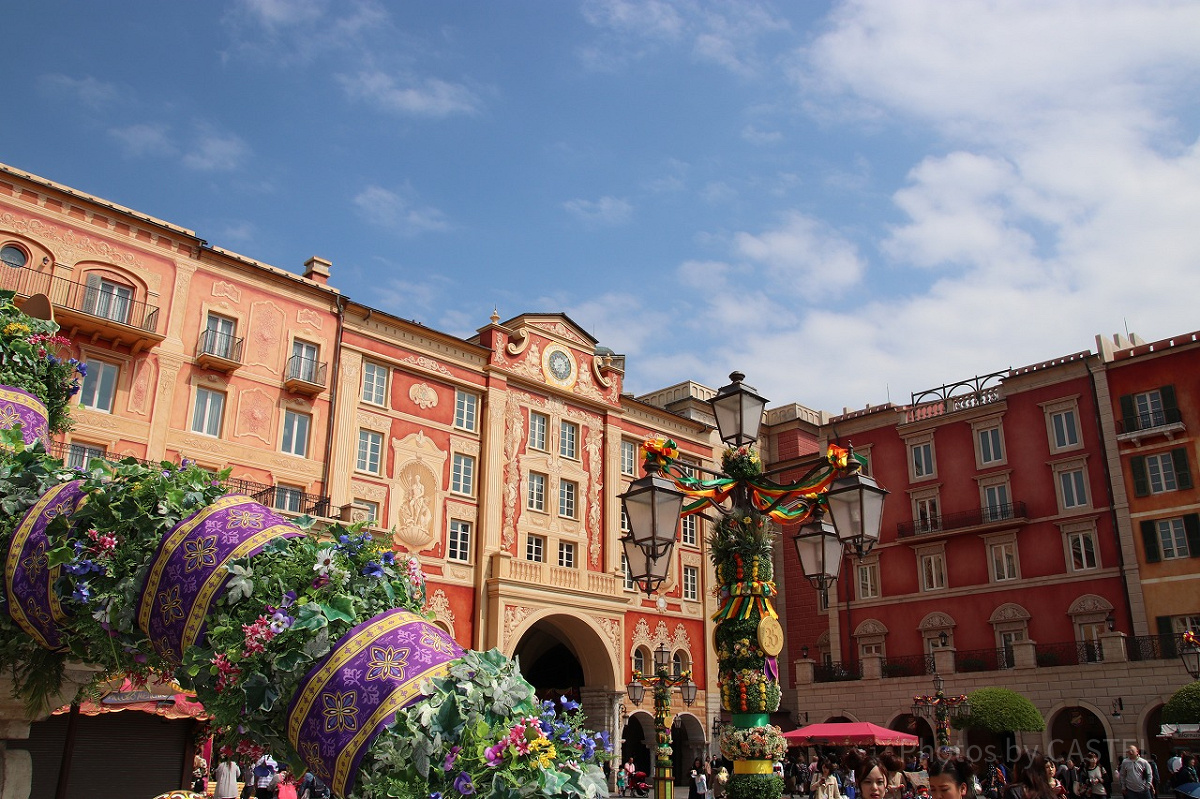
[1161,385,1180,424]
[1120,394,1137,432]
[1142,520,1161,563]
[1159,616,1179,657]
[1186,515,1200,559]
[1130,456,1149,497]
[1173,448,1193,489]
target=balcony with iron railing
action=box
[897,501,1028,538]
[881,653,936,678]
[814,661,863,683]
[196,329,245,372]
[0,265,163,351]
[955,646,1013,672]
[1117,407,1185,441]
[284,355,328,395]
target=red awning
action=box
[782,722,918,747]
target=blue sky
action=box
[4,1,1200,413]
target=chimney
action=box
[304,256,332,286]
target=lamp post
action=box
[627,643,698,799]
[1181,631,1200,679]
[911,673,970,749]
[619,372,887,797]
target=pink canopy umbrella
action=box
[782,722,918,747]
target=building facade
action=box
[0,162,723,795]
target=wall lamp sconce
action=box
[801,645,809,659]
[1111,698,1123,718]
[1107,613,1116,632]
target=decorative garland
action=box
[718,725,787,762]
[0,293,610,799]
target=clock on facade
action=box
[542,345,576,388]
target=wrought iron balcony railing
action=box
[1118,408,1184,435]
[881,653,936,678]
[898,501,1027,537]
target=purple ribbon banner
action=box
[4,480,86,650]
[0,385,48,446]
[136,495,302,664]
[287,609,464,798]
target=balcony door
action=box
[291,340,318,382]
[205,314,237,359]
[84,276,133,324]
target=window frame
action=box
[291,339,320,383]
[911,487,941,534]
[527,472,547,512]
[361,362,388,406]
[620,440,637,477]
[557,540,576,569]
[353,500,380,525]
[79,358,120,413]
[1157,518,1190,560]
[1063,521,1101,572]
[280,408,311,457]
[203,312,238,360]
[1042,396,1083,454]
[525,533,545,563]
[558,479,577,519]
[447,520,472,563]
[274,484,304,514]
[67,442,106,471]
[559,420,579,460]
[451,453,475,496]
[916,543,947,592]
[682,565,699,601]
[356,429,383,475]
[454,389,478,432]
[972,417,1006,468]
[528,411,548,451]
[856,558,880,600]
[191,386,225,437]
[621,553,635,591]
[681,513,698,546]
[977,472,1013,522]
[984,531,1020,582]
[907,433,936,481]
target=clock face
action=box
[548,350,573,381]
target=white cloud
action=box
[236,0,327,30]
[353,185,450,236]
[563,196,633,226]
[109,124,176,158]
[183,131,250,172]
[735,212,864,291]
[578,0,789,75]
[38,74,121,109]
[338,71,481,118]
[741,125,783,145]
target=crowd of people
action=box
[188,753,331,799]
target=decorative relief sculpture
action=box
[408,382,439,410]
[249,301,284,370]
[503,604,532,643]
[585,428,603,567]
[235,388,273,445]
[529,321,589,347]
[0,211,146,269]
[393,462,437,551]
[630,618,693,663]
[399,354,453,378]
[594,616,621,659]
[425,589,457,637]
[501,394,524,551]
[212,281,242,303]
[129,356,154,416]
[297,308,322,329]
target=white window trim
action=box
[448,519,472,563]
[280,408,311,457]
[356,429,383,475]
[1060,519,1102,572]
[908,485,942,534]
[450,453,475,497]
[528,411,548,452]
[1049,455,1091,514]
[1041,396,1083,455]
[361,361,388,406]
[914,542,947,593]
[527,472,547,513]
[682,565,699,601]
[620,440,638,477]
[982,530,1021,583]
[856,556,881,600]
[905,432,937,482]
[454,389,478,432]
[972,416,1007,469]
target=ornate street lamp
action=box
[824,460,889,558]
[912,673,969,748]
[1181,631,1200,679]
[627,643,697,799]
[792,509,843,591]
[621,372,887,799]
[709,371,768,447]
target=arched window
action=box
[1,244,28,269]
[672,651,690,677]
[633,647,647,675]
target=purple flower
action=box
[484,744,505,766]
[282,590,297,607]
[560,695,580,712]
[362,561,384,578]
[443,746,461,772]
[71,582,91,603]
[453,772,474,795]
[430,794,442,799]
[381,551,396,566]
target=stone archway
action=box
[889,713,934,754]
[509,611,621,762]
[622,710,656,780]
[1048,704,1111,772]
[671,712,707,786]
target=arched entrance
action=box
[510,611,620,753]
[1048,705,1111,771]
[889,713,934,754]
[1143,704,1169,773]
[623,711,655,780]
[672,713,706,786]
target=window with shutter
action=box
[1186,515,1200,560]
[1141,520,1160,563]
[1173,448,1193,489]
[1130,456,1149,497]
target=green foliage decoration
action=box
[952,687,1045,732]
[728,774,784,799]
[1163,681,1200,725]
